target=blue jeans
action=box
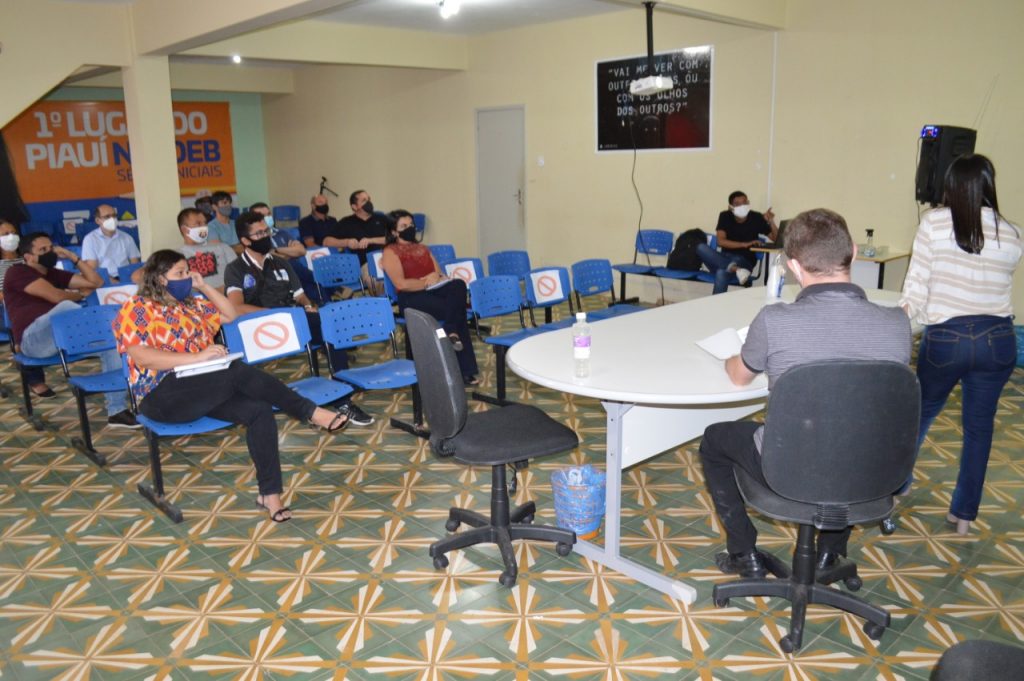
[696,243,748,295]
[915,315,1016,521]
[20,300,126,416]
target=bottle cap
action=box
[576,312,586,322]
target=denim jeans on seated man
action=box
[696,243,750,295]
[19,299,127,416]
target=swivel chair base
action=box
[712,525,887,653]
[430,463,575,587]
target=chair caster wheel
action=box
[844,576,863,591]
[714,596,730,608]
[499,571,517,587]
[863,622,885,640]
[521,514,534,524]
[445,519,460,532]
[555,542,572,557]
[432,555,449,570]
[880,517,897,535]
[778,634,797,654]
[30,417,45,432]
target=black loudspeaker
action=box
[915,125,977,205]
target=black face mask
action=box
[398,226,418,242]
[362,201,374,215]
[247,236,273,255]
[314,204,329,215]
[37,250,59,269]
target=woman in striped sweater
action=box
[900,154,1021,535]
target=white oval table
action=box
[508,285,903,603]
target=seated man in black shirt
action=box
[224,211,374,427]
[298,194,338,248]
[715,190,778,271]
[325,189,388,287]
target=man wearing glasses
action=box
[81,204,141,282]
[223,212,374,427]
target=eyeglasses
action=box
[98,214,117,220]
[248,230,272,240]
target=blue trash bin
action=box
[551,465,606,540]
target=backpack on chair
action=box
[667,228,707,271]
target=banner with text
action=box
[2,101,236,202]
[596,46,712,152]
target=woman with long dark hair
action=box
[113,250,349,523]
[901,154,1021,534]
[379,210,479,384]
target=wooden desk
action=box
[750,246,910,289]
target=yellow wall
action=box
[263,0,1024,309]
[263,10,775,262]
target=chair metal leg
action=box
[136,429,183,523]
[17,365,45,431]
[472,345,515,406]
[70,387,106,467]
[448,507,489,530]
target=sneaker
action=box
[735,268,752,286]
[107,410,142,429]
[338,402,374,427]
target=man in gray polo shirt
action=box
[699,208,912,579]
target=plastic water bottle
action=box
[863,229,877,257]
[572,312,591,378]
[766,252,786,300]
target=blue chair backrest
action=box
[469,275,523,320]
[319,297,397,349]
[51,304,119,357]
[428,244,457,267]
[487,250,531,278]
[634,229,674,256]
[312,253,363,290]
[412,213,426,236]
[708,233,718,250]
[571,259,614,298]
[118,262,143,282]
[230,207,240,220]
[222,307,313,365]
[273,205,301,225]
[366,250,385,283]
[276,227,301,242]
[525,267,572,309]
[382,272,399,305]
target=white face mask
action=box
[731,204,751,219]
[100,216,118,232]
[0,234,19,252]
[187,226,208,243]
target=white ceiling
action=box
[54,0,636,37]
[314,0,629,35]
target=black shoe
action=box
[715,550,767,579]
[30,384,56,398]
[107,410,142,429]
[338,402,374,427]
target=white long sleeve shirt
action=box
[900,207,1021,326]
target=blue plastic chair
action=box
[524,266,574,327]
[442,257,484,284]
[319,297,424,437]
[487,250,532,280]
[118,262,143,283]
[428,244,457,268]
[222,307,353,408]
[612,229,674,300]
[571,259,645,321]
[276,227,301,243]
[2,303,75,430]
[366,251,385,286]
[412,213,426,238]
[468,275,538,405]
[312,252,364,301]
[0,304,12,399]
[51,305,126,466]
[273,205,300,227]
[119,354,233,524]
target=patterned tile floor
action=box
[0,301,1022,680]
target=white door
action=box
[476,107,526,258]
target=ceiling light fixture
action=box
[439,0,460,20]
[231,54,242,64]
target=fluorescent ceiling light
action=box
[231,54,242,64]
[439,0,460,20]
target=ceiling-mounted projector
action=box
[630,75,674,96]
[629,2,675,97]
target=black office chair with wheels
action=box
[404,308,578,587]
[712,360,920,653]
[930,640,1024,680]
